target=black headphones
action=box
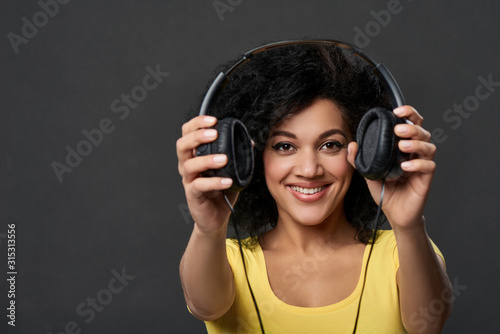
[196,40,409,191]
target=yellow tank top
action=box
[204,230,444,334]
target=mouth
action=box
[287,183,331,202]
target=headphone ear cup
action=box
[196,118,254,191]
[355,107,409,181]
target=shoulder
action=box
[374,229,446,270]
[226,237,258,251]
[225,237,261,266]
[373,229,398,252]
[368,230,400,269]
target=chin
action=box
[285,207,337,227]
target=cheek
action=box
[263,151,281,185]
[334,159,354,191]
[336,159,354,177]
[262,150,292,198]
[325,156,354,189]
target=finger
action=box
[181,115,217,136]
[188,177,234,197]
[176,127,219,165]
[399,140,437,159]
[393,106,423,126]
[401,159,436,174]
[182,154,228,182]
[394,123,431,142]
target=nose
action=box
[295,149,324,178]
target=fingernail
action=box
[401,161,413,169]
[204,129,217,138]
[213,154,227,163]
[394,107,405,116]
[204,116,216,124]
[401,141,412,148]
[221,178,232,185]
[396,125,408,134]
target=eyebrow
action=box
[269,129,348,140]
[319,129,347,140]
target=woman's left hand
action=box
[347,105,436,230]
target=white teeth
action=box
[290,186,326,194]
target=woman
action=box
[177,42,452,333]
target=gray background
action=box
[1,0,499,333]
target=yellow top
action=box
[204,230,444,334]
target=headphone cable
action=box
[352,180,386,333]
[223,192,266,333]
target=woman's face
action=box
[263,98,354,227]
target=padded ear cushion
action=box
[355,107,408,180]
[196,118,254,191]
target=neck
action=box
[263,209,359,254]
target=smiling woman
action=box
[263,99,353,228]
[176,41,452,333]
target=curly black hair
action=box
[196,42,392,244]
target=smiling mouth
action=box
[290,185,327,195]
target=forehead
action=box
[271,99,349,136]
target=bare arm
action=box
[348,105,452,333]
[394,223,452,333]
[180,224,235,321]
[177,115,238,320]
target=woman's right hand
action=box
[176,115,238,234]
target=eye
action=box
[271,142,296,152]
[320,141,344,152]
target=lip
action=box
[286,183,331,203]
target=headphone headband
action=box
[199,40,405,116]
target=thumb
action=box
[347,141,358,168]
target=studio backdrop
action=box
[1,0,499,333]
